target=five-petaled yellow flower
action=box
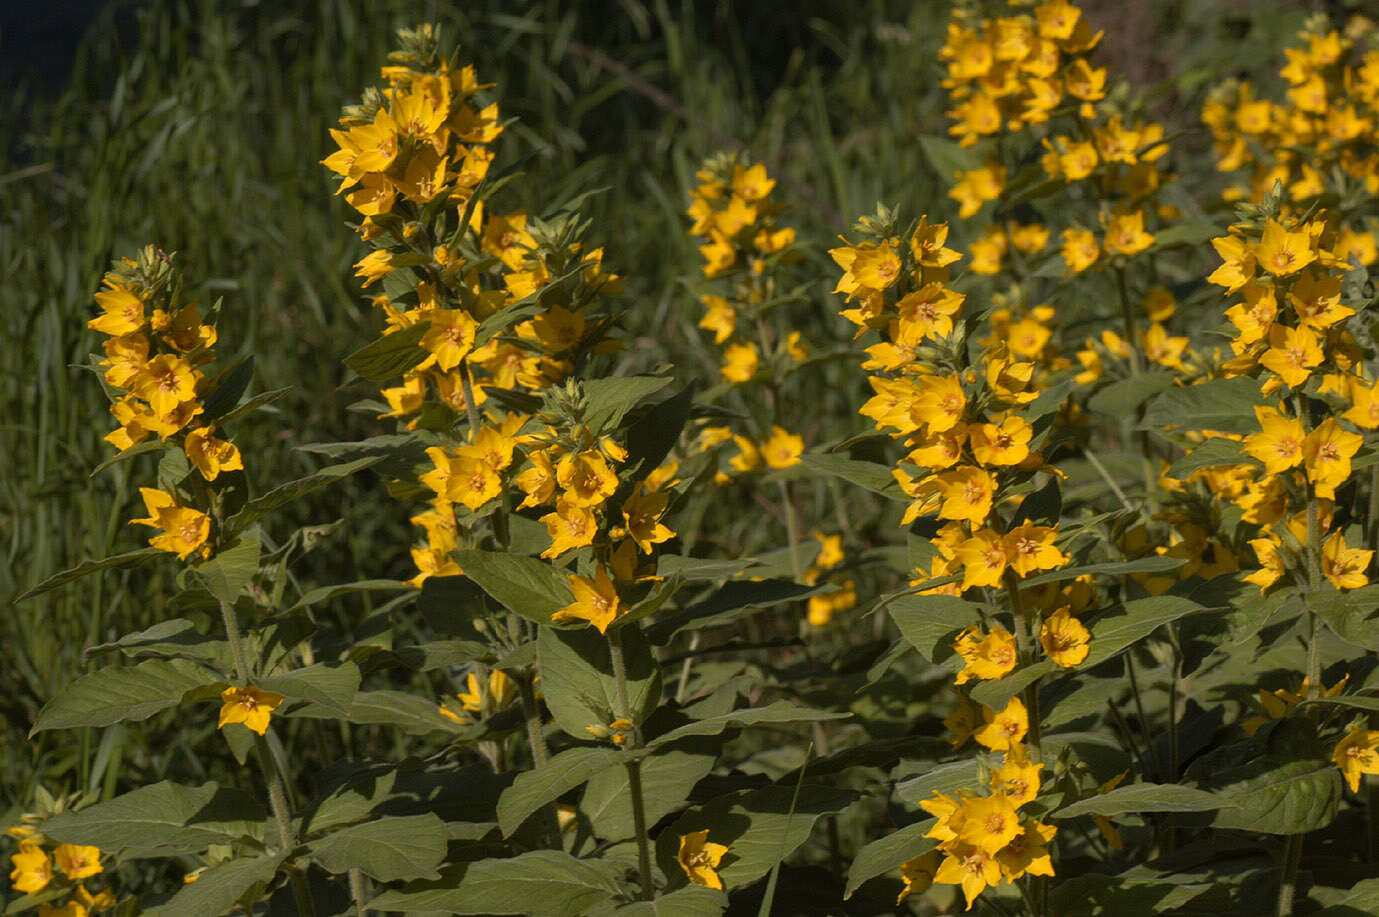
[677,829,729,889]
[218,685,286,736]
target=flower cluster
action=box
[1202,17,1379,212]
[914,744,1056,910]
[88,247,241,561]
[8,820,113,915]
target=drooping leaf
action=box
[368,850,624,916]
[539,626,662,738]
[1083,596,1208,667]
[41,781,265,857]
[1088,372,1177,416]
[582,375,674,432]
[644,702,848,750]
[260,662,361,717]
[292,690,458,735]
[889,595,991,665]
[1208,758,1341,835]
[309,813,447,882]
[86,618,227,666]
[1054,783,1231,818]
[647,579,819,645]
[895,760,981,806]
[16,547,163,602]
[1012,476,1062,526]
[844,820,936,899]
[1139,377,1268,435]
[970,659,1057,709]
[453,549,575,626]
[31,658,223,734]
[140,853,284,917]
[799,453,905,501]
[497,746,623,837]
[226,456,382,534]
[285,579,412,613]
[1019,555,1187,589]
[344,322,430,381]
[656,785,859,890]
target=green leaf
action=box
[498,746,623,837]
[1013,476,1062,527]
[799,453,905,501]
[1300,694,1379,713]
[970,659,1057,709]
[610,887,727,916]
[580,738,718,842]
[453,549,575,626]
[889,595,991,665]
[919,134,981,179]
[1048,875,1216,916]
[213,386,291,426]
[140,853,284,917]
[1150,220,1220,250]
[31,658,222,734]
[86,618,227,666]
[186,529,260,603]
[285,579,411,613]
[844,820,936,899]
[895,760,980,806]
[310,813,447,881]
[199,354,256,421]
[344,322,430,381]
[645,701,848,750]
[89,440,165,478]
[655,556,756,581]
[1139,377,1267,435]
[1208,758,1341,835]
[368,850,624,916]
[1306,584,1379,651]
[260,662,361,716]
[1166,437,1251,479]
[226,456,382,534]
[15,547,163,602]
[1088,372,1177,416]
[539,626,662,738]
[296,689,458,734]
[647,579,819,645]
[582,375,674,432]
[1019,555,1187,589]
[1083,596,1207,667]
[42,781,265,857]
[1318,877,1379,915]
[624,384,695,479]
[1054,783,1232,818]
[657,785,859,890]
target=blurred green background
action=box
[1,0,1314,831]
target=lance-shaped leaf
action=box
[609,887,728,916]
[656,785,860,890]
[1082,596,1207,667]
[539,626,662,738]
[16,547,163,602]
[582,375,674,432]
[1018,555,1186,588]
[344,322,430,381]
[844,820,936,899]
[895,760,981,806]
[309,813,448,881]
[1166,436,1251,479]
[1087,371,1176,416]
[498,746,624,837]
[581,737,719,842]
[799,453,906,501]
[647,579,819,645]
[260,662,361,717]
[226,456,382,534]
[284,578,412,613]
[186,529,260,603]
[141,853,285,917]
[889,595,991,666]
[453,549,575,626]
[42,781,265,858]
[1047,875,1217,916]
[1138,376,1267,435]
[289,689,459,735]
[970,659,1057,710]
[86,618,227,666]
[368,850,624,916]
[644,701,848,751]
[1207,758,1341,835]
[1054,783,1231,819]
[31,658,223,734]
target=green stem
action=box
[778,480,803,583]
[1004,572,1042,762]
[459,359,483,435]
[608,627,653,899]
[1277,833,1304,917]
[220,601,314,917]
[515,670,562,847]
[349,868,367,916]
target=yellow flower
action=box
[677,829,729,889]
[896,849,941,904]
[969,416,1031,466]
[89,285,146,337]
[1322,533,1372,590]
[850,242,903,290]
[130,487,211,560]
[218,685,285,736]
[552,565,624,633]
[933,466,995,523]
[447,455,503,511]
[539,498,598,558]
[991,745,1041,807]
[953,531,1009,590]
[130,353,201,417]
[1333,724,1379,792]
[1303,418,1362,499]
[622,490,674,554]
[1094,770,1128,849]
[1243,536,1285,592]
[914,374,967,433]
[36,902,88,917]
[1259,324,1322,388]
[944,696,980,748]
[515,450,557,508]
[955,794,1021,855]
[1255,218,1316,276]
[949,163,1006,218]
[910,216,962,268]
[9,839,53,894]
[1243,406,1306,474]
[933,842,1002,911]
[995,819,1057,880]
[697,295,736,344]
[1061,227,1100,273]
[1290,270,1352,330]
[556,450,619,508]
[974,697,1028,751]
[1207,234,1256,292]
[1004,524,1067,577]
[1103,210,1154,256]
[184,426,244,482]
[421,309,478,371]
[1039,606,1090,667]
[52,844,102,881]
[954,624,1018,683]
[720,341,759,383]
[761,426,804,469]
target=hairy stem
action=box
[608,627,653,899]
